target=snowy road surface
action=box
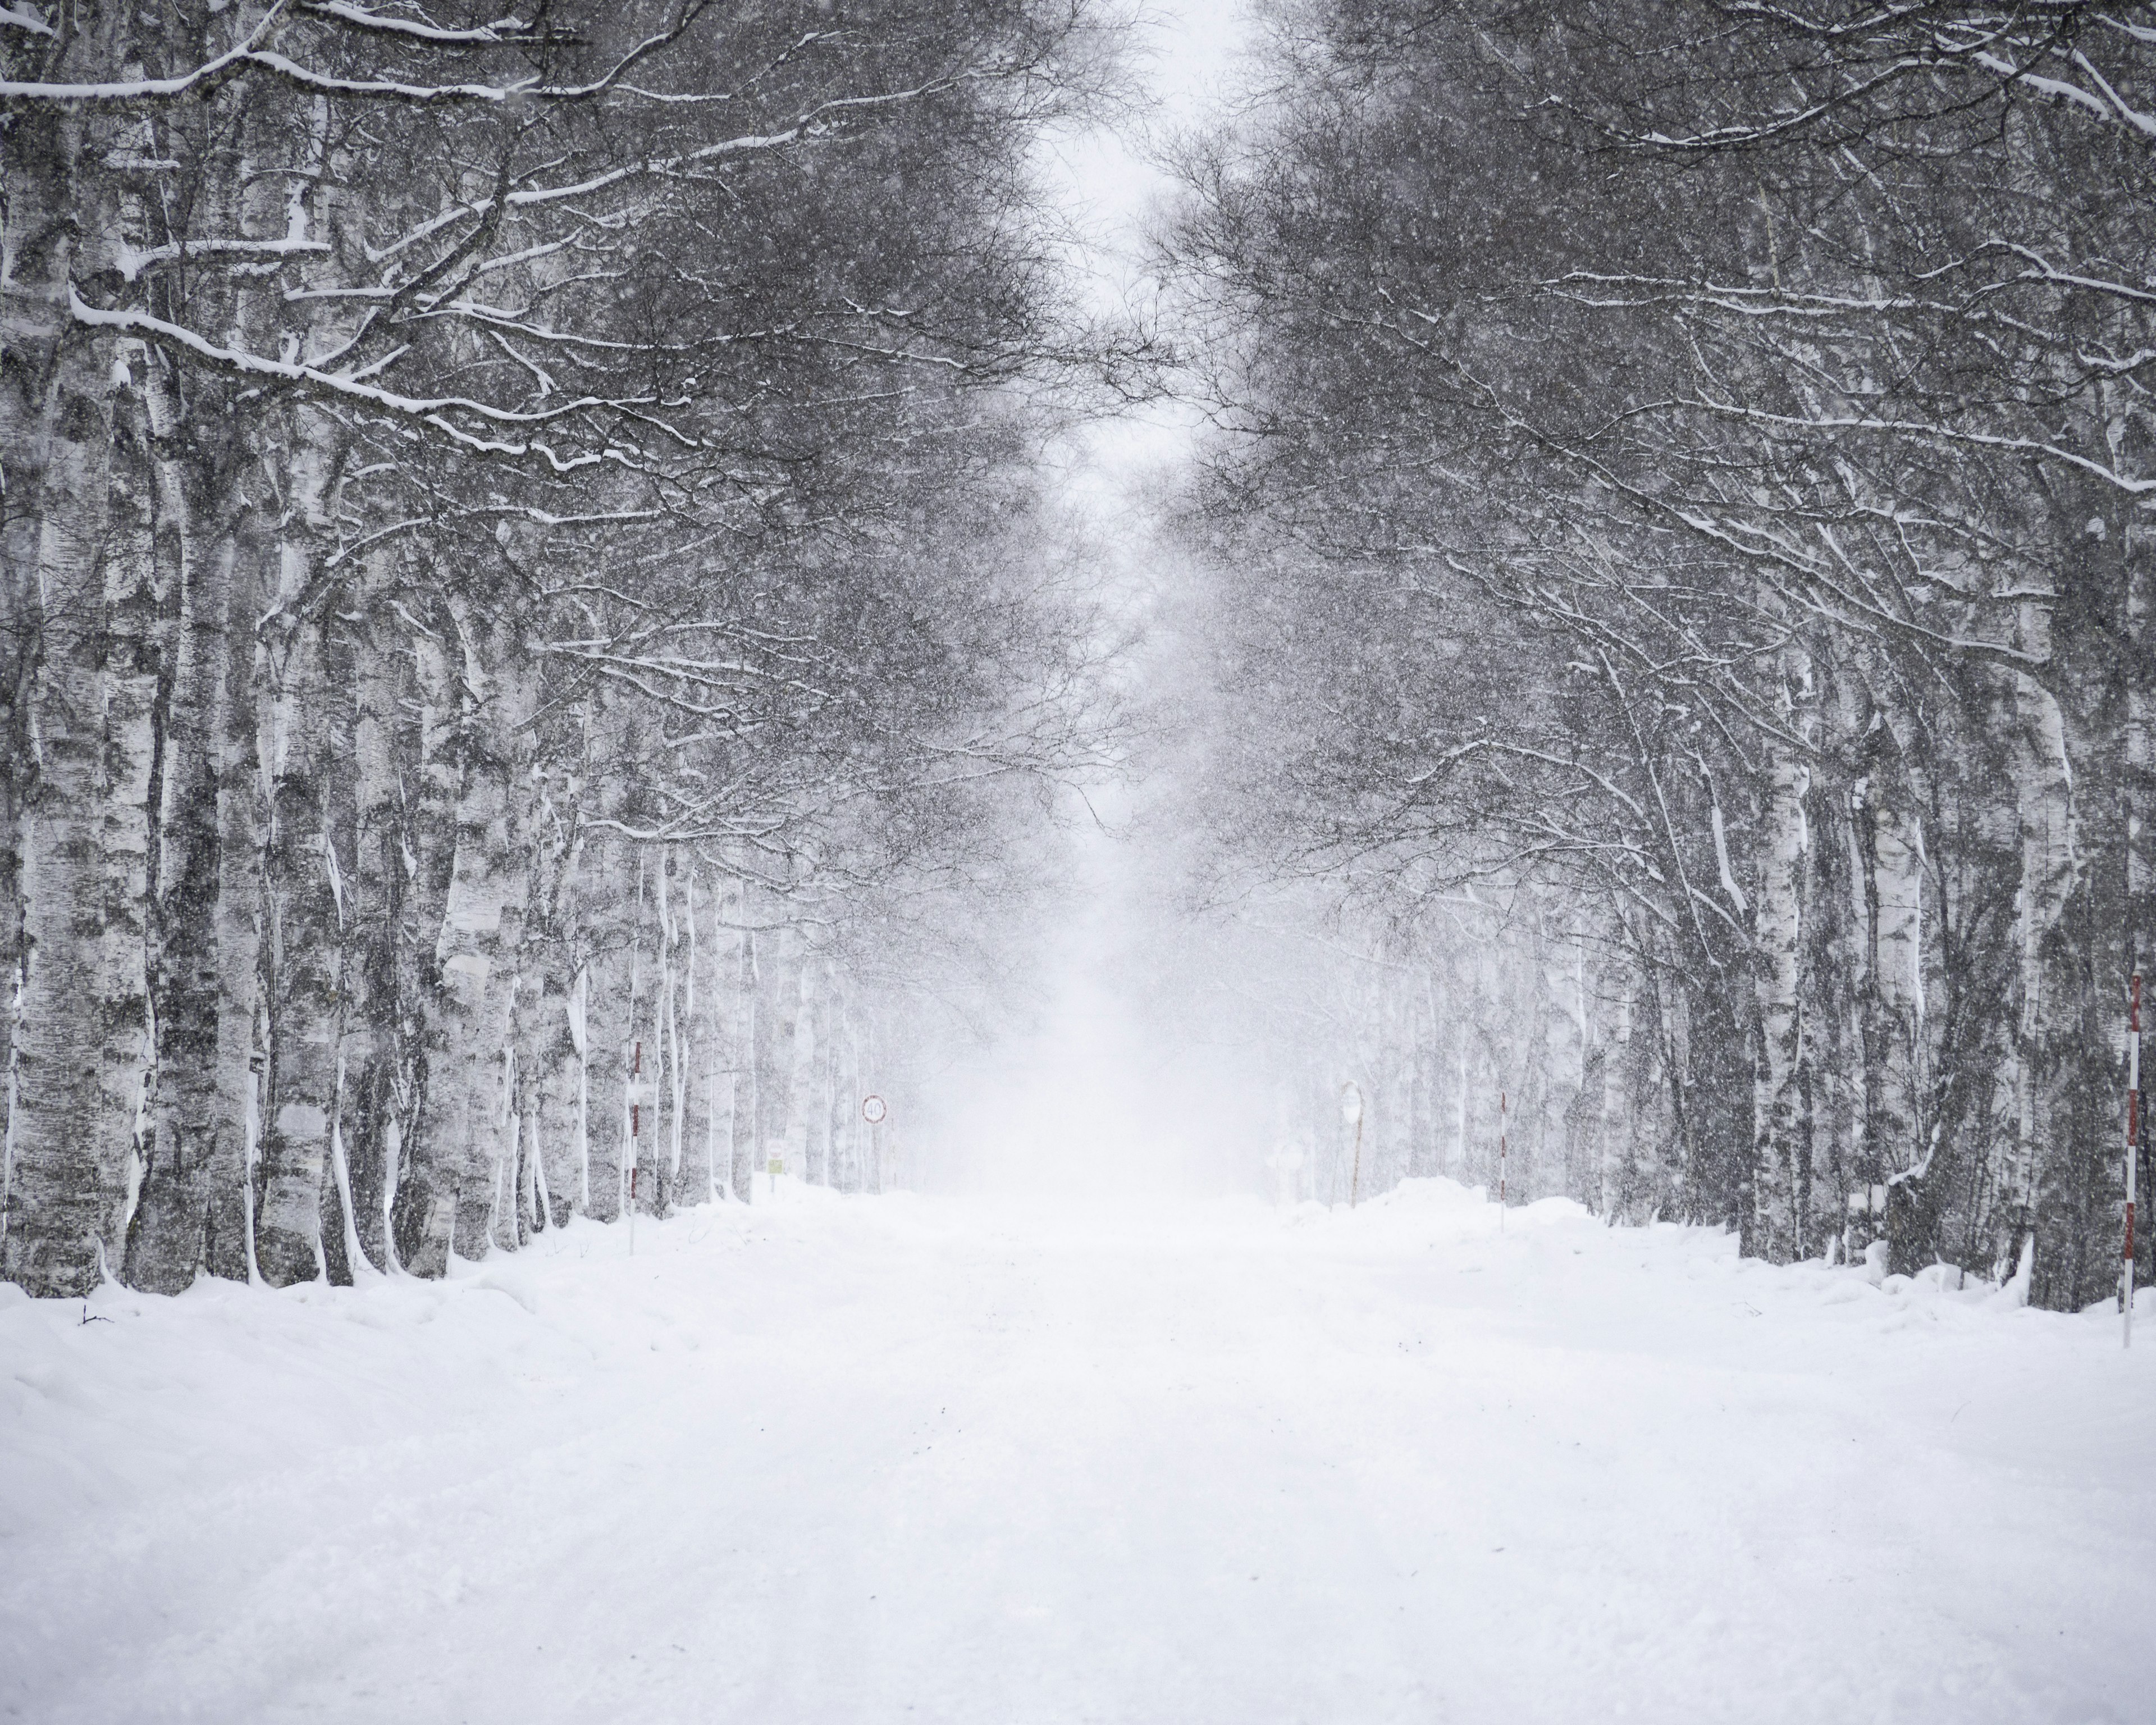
[6,1180,2154,1724]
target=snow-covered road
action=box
[6,1181,2154,1724]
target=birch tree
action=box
[1158,0,2151,1296]
[2,0,1131,1293]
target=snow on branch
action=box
[295,3,554,46]
[68,290,668,473]
[2,0,697,107]
[115,236,331,284]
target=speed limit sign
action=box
[861,1094,888,1125]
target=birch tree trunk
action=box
[734,916,762,1202]
[654,847,687,1214]
[568,961,593,1216]
[825,982,856,1190]
[1406,975,1436,1180]
[16,394,161,1294]
[1,659,19,1281]
[2124,519,2153,1290]
[712,879,746,1202]
[1860,767,1930,1271]
[619,852,651,1218]
[0,67,163,1294]
[126,413,249,1289]
[514,781,583,1230]
[1524,910,1553,1204]
[577,837,633,1226]
[787,955,820,1183]
[2006,598,2077,1288]
[755,923,801,1183]
[1599,964,1634,1220]
[331,555,412,1274]
[675,857,714,1208]
[1454,1030,1470,1182]
[403,603,532,1274]
[122,73,266,1288]
[1751,629,1815,1262]
[252,406,351,1289]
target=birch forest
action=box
[3,0,2150,1319]
[1150,0,2155,1311]
[9,7,2156,1719]
[1,0,1120,1297]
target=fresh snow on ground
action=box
[5,1178,2154,1724]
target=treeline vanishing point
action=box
[3,1,2151,1316]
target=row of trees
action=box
[1127,878,1642,1217]
[1,1,1123,1296]
[1159,0,2152,1305]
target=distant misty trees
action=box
[1161,1,2152,1304]
[1,1,1123,1295]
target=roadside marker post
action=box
[862,1095,887,1193]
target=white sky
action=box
[1048,1,1254,296]
[922,2,1266,1198]
[1045,0,1256,501]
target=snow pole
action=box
[629,1040,642,1258]
[1499,1090,1508,1235]
[2127,975,2143,1348]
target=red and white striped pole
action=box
[1499,1090,1508,1235]
[2127,975,2143,1348]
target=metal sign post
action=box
[1340,1082,1364,1210]
[862,1095,887,1192]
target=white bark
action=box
[1862,777,1925,1186]
[0,70,163,1292]
[253,403,349,1288]
[405,604,531,1274]
[568,965,591,1212]
[786,955,819,1181]
[1752,624,1814,1262]
[2007,598,2077,1270]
